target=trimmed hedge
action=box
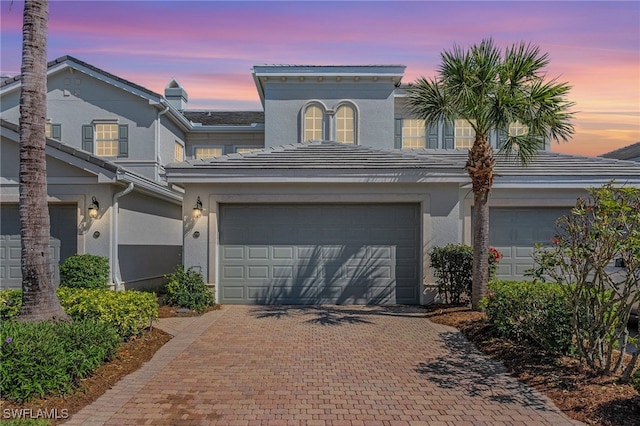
[0,288,158,339]
[0,319,120,402]
[0,289,22,320]
[481,280,574,354]
[59,254,109,289]
[57,288,158,339]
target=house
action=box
[165,65,640,305]
[2,58,639,304]
[0,57,187,290]
[601,142,640,162]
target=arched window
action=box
[303,104,325,142]
[334,104,356,144]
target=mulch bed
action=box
[425,304,640,426]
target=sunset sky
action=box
[1,0,638,157]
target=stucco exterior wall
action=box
[263,80,396,149]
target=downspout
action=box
[111,182,134,291]
[156,103,170,180]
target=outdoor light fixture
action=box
[193,196,203,218]
[88,196,99,219]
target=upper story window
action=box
[45,121,61,140]
[401,119,426,149]
[454,119,476,149]
[334,104,356,144]
[95,123,119,156]
[303,104,325,142]
[194,146,223,160]
[508,121,529,136]
[174,142,184,162]
[301,101,358,144]
[82,121,128,158]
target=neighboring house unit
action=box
[2,57,639,304]
[601,142,640,162]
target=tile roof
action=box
[183,111,264,126]
[600,142,640,161]
[166,142,640,185]
[405,149,640,180]
[168,141,463,171]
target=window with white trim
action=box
[334,104,355,144]
[454,119,476,149]
[95,123,119,157]
[304,105,324,142]
[174,142,184,162]
[194,146,223,159]
[402,119,426,149]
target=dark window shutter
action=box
[82,125,94,152]
[394,118,403,149]
[118,124,129,157]
[426,123,438,149]
[443,121,454,149]
[50,124,62,140]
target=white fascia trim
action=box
[116,170,183,204]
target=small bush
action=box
[164,266,214,312]
[429,244,473,304]
[430,244,503,305]
[0,319,120,402]
[482,280,574,354]
[59,254,109,289]
[57,288,158,339]
[0,289,22,320]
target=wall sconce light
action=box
[88,196,99,219]
[193,196,203,218]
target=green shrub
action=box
[59,254,109,289]
[430,244,473,304]
[164,266,214,312]
[57,288,158,339]
[481,280,574,354]
[0,319,120,402]
[429,244,503,305]
[0,289,22,320]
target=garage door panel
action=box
[219,204,420,305]
[247,247,269,260]
[222,246,244,260]
[487,208,568,281]
[272,246,294,260]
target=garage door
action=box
[219,204,420,305]
[0,204,77,288]
[489,207,569,280]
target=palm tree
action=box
[406,38,574,310]
[18,0,69,321]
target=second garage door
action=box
[219,204,420,305]
[489,207,569,280]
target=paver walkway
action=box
[64,305,582,425]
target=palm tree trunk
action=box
[466,134,495,310]
[18,0,69,322]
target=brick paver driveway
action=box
[65,305,581,425]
